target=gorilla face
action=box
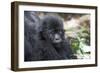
[43,29,65,43]
[41,15,65,43]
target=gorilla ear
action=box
[38,31,46,40]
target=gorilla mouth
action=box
[53,38,62,43]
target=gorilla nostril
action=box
[55,38,60,40]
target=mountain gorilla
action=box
[24,12,77,61]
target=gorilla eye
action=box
[48,30,54,34]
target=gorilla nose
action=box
[54,34,62,43]
[55,34,60,39]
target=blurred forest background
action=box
[35,12,91,59]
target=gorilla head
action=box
[40,15,65,43]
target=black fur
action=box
[24,12,77,61]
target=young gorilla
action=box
[40,15,77,60]
[24,12,77,61]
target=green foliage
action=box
[66,26,90,58]
[71,38,80,54]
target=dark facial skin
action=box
[42,29,65,43]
